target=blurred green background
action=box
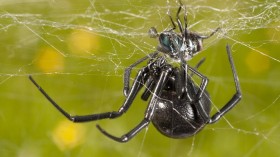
[0,0,279,157]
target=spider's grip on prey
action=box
[29,1,241,142]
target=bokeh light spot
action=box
[68,29,100,55]
[245,50,270,74]
[18,143,40,157]
[35,47,64,73]
[52,120,86,151]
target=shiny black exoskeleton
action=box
[29,1,241,142]
[151,69,211,138]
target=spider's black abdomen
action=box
[152,89,211,138]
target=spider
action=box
[29,2,241,143]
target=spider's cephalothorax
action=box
[29,2,241,143]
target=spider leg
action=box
[182,64,210,121]
[173,67,184,97]
[179,58,206,107]
[175,2,184,33]
[97,119,149,143]
[189,76,212,122]
[141,77,155,101]
[97,66,172,142]
[174,56,205,97]
[174,60,205,98]
[29,66,150,122]
[190,57,206,77]
[199,27,221,39]
[168,11,177,31]
[208,44,242,124]
[167,0,186,33]
[167,1,187,36]
[123,52,158,97]
[183,3,188,29]
[188,66,209,100]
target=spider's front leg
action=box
[123,52,158,97]
[168,0,186,33]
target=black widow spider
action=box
[29,2,241,142]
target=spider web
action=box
[0,0,279,157]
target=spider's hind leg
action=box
[208,44,242,124]
[141,77,155,101]
[29,65,150,123]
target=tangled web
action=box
[0,0,279,157]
